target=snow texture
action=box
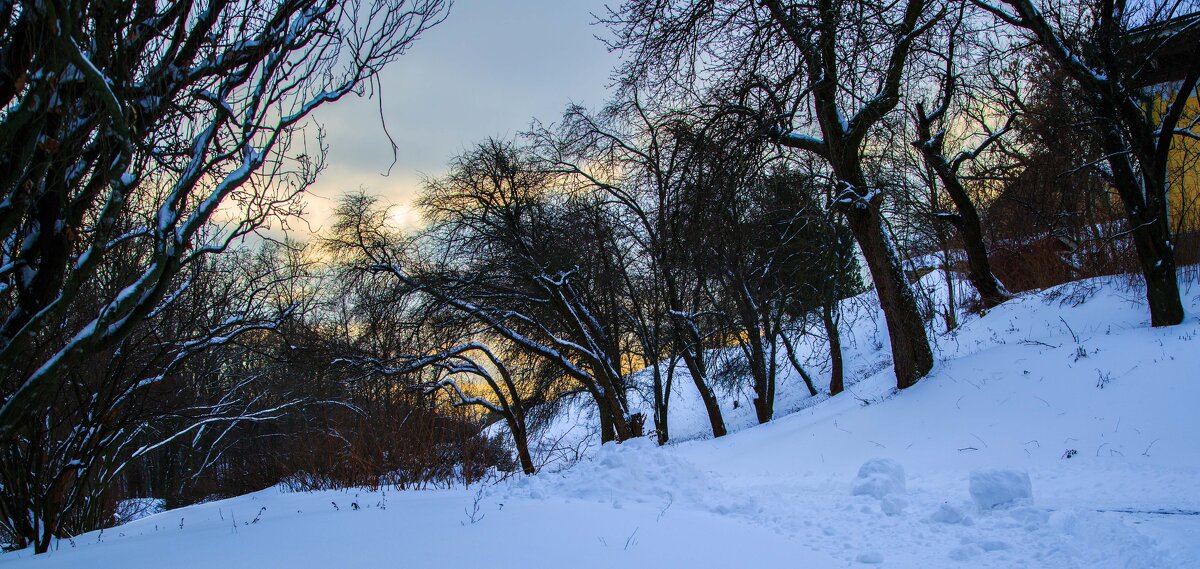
[852,458,907,499]
[970,469,1033,510]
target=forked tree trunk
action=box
[596,385,633,442]
[750,318,781,424]
[666,272,727,437]
[650,362,670,445]
[914,106,1012,311]
[738,298,773,424]
[610,397,633,442]
[765,0,935,391]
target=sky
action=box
[301,0,620,234]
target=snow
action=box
[856,551,885,564]
[880,493,908,515]
[928,502,973,525]
[4,271,1200,567]
[970,469,1033,510]
[852,458,907,499]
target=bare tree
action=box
[0,244,308,552]
[328,143,639,444]
[0,0,449,438]
[334,339,537,475]
[974,0,1200,326]
[606,0,939,389]
[538,98,732,438]
[910,12,1016,310]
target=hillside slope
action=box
[3,274,1198,568]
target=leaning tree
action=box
[0,0,448,550]
[0,0,448,436]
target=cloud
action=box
[302,0,618,237]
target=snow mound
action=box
[851,458,906,499]
[1049,508,1177,569]
[970,469,1033,510]
[506,438,758,517]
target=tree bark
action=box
[842,197,934,389]
[651,362,670,445]
[780,330,819,397]
[678,345,727,438]
[597,401,616,443]
[749,328,777,424]
[821,301,845,395]
[1097,121,1185,327]
[504,414,536,475]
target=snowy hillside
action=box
[3,274,1199,568]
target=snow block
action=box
[851,458,906,499]
[969,469,1032,510]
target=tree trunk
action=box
[1096,122,1185,328]
[601,384,633,442]
[597,397,616,443]
[843,201,933,389]
[821,302,845,396]
[746,324,772,424]
[678,346,726,438]
[941,247,958,331]
[955,208,1010,310]
[1125,201,1184,327]
[914,122,1011,310]
[650,360,670,445]
[753,326,779,424]
[780,329,818,397]
[505,414,535,475]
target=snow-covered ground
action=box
[4,273,1199,568]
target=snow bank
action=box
[5,272,1200,568]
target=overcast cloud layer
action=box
[300,0,618,234]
